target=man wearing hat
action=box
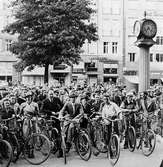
[59,91,83,150]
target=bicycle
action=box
[52,114,92,164]
[104,117,121,166]
[136,112,156,156]
[0,123,13,167]
[1,116,21,163]
[87,113,108,154]
[40,113,60,155]
[4,113,52,165]
[22,113,51,165]
[121,109,137,152]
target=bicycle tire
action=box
[24,133,51,165]
[50,128,59,155]
[128,126,136,152]
[61,134,67,164]
[142,129,156,156]
[95,125,107,153]
[0,139,13,167]
[75,130,92,161]
[108,134,120,166]
[8,133,21,163]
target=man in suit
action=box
[41,89,63,116]
[41,89,63,157]
[59,91,83,149]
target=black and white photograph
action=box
[0,0,163,167]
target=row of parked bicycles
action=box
[0,109,157,167]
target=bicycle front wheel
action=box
[108,134,120,166]
[24,133,51,165]
[142,129,156,156]
[75,131,92,161]
[128,126,136,152]
[0,139,13,167]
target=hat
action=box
[103,93,110,97]
[69,92,77,98]
[53,88,59,93]
[80,94,87,100]
[126,92,133,97]
[25,91,33,98]
[3,97,10,102]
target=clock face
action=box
[142,20,157,38]
[133,21,141,37]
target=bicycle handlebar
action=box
[104,117,121,122]
[1,116,16,122]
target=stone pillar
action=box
[97,61,103,84]
[139,46,150,92]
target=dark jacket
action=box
[41,97,63,116]
[0,107,15,119]
[60,102,83,119]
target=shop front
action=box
[50,64,71,86]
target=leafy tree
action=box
[4,0,98,83]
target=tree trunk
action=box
[44,63,49,84]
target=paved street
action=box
[10,139,163,167]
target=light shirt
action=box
[102,102,120,118]
[21,102,39,115]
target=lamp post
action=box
[133,12,157,92]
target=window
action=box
[150,53,153,62]
[103,42,109,54]
[5,39,12,51]
[156,53,163,62]
[112,42,118,54]
[129,53,136,62]
[104,68,117,74]
[156,36,163,45]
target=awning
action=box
[50,69,70,73]
[124,76,139,84]
[73,62,84,69]
[22,67,44,76]
[104,63,118,68]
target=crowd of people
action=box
[0,81,162,160]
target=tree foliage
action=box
[5,0,98,83]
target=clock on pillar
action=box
[133,16,157,92]
[133,18,157,47]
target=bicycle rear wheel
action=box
[95,125,107,153]
[108,134,120,166]
[142,129,156,156]
[24,133,51,165]
[0,139,13,167]
[8,134,21,163]
[75,131,92,161]
[128,126,136,152]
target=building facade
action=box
[0,0,18,85]
[1,0,163,87]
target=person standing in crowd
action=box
[99,93,121,155]
[41,89,63,158]
[59,92,84,151]
[120,91,138,149]
[9,94,20,116]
